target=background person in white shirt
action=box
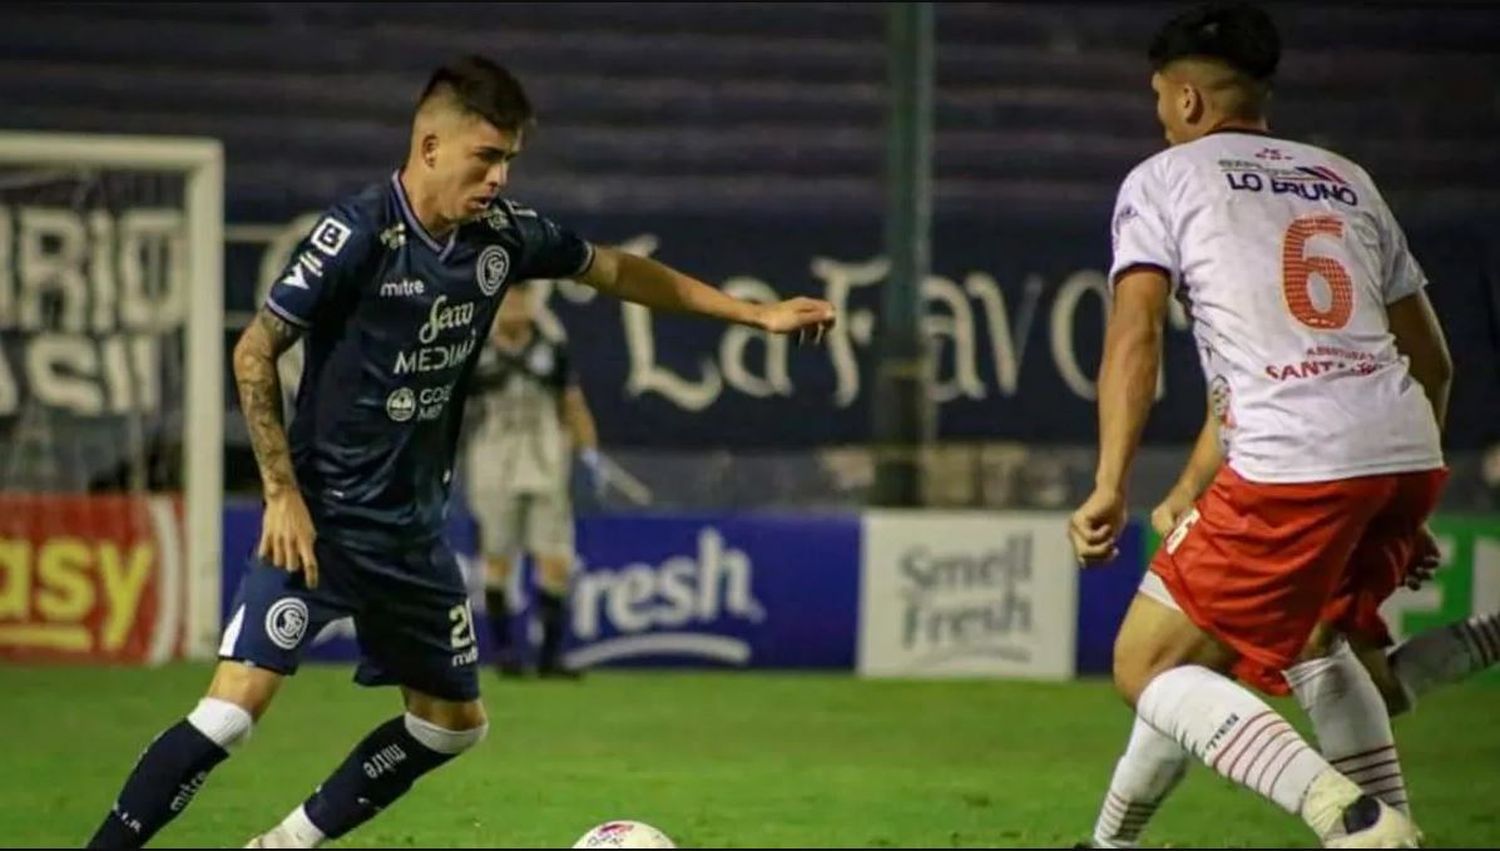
[464,280,599,679]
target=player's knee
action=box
[485,555,514,587]
[1111,592,1235,707]
[1112,649,1162,708]
[404,710,488,757]
[186,696,255,751]
[407,692,488,730]
[537,554,571,594]
[206,660,282,720]
[1112,603,1167,705]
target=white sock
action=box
[1286,641,1408,815]
[259,805,325,849]
[186,697,254,750]
[1389,611,1500,710]
[1091,716,1188,848]
[1136,665,1360,840]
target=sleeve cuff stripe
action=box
[1110,262,1173,288]
[571,242,597,278]
[265,297,311,328]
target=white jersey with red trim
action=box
[1109,129,1442,483]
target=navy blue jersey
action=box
[263,172,592,551]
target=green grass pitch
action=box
[4,665,1496,847]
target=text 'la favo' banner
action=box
[227,212,1499,449]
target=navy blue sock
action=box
[538,590,567,669]
[87,720,229,849]
[302,716,456,839]
[484,586,511,652]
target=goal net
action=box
[0,132,223,663]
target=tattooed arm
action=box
[233,310,303,497]
[233,309,320,586]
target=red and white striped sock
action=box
[1286,641,1408,814]
[1389,611,1500,711]
[1091,717,1188,848]
[1137,665,1357,839]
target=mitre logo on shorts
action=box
[265,598,310,650]
[476,245,510,296]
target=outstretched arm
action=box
[576,245,835,340]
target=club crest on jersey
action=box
[476,245,510,296]
[386,387,417,422]
[265,598,309,650]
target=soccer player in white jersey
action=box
[463,280,598,679]
[1068,3,1455,847]
[1083,398,1499,849]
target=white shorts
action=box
[1138,570,1182,612]
[470,490,575,559]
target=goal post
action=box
[0,131,224,662]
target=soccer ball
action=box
[571,820,676,849]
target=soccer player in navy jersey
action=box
[85,55,835,849]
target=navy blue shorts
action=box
[218,536,480,702]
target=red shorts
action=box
[1150,464,1448,695]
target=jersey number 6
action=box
[1281,214,1353,330]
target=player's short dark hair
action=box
[419,55,534,132]
[1148,3,1281,82]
